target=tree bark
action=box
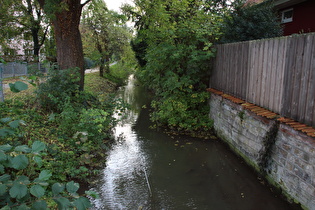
[38,0,88,90]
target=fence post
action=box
[0,63,4,102]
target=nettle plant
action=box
[0,141,97,209]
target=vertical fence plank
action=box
[291,36,305,120]
[261,39,270,108]
[274,37,287,114]
[298,34,313,123]
[250,41,257,103]
[281,36,295,117]
[269,38,278,112]
[304,35,315,126]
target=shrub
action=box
[35,68,81,112]
[220,1,283,43]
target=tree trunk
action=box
[32,27,40,62]
[38,0,86,90]
[99,63,104,77]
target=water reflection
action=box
[91,75,150,209]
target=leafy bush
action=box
[0,141,97,209]
[35,68,81,112]
[220,1,283,43]
[130,0,217,133]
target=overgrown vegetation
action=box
[0,66,129,208]
[123,0,225,135]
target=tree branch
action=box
[81,0,92,8]
[39,26,49,47]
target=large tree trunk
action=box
[38,0,86,90]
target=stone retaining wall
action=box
[208,90,315,210]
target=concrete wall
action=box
[209,91,315,210]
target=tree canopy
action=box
[0,0,49,61]
[220,1,283,43]
[81,0,132,76]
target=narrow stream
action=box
[89,75,301,210]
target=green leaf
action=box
[54,197,71,210]
[11,155,29,170]
[32,200,47,210]
[0,184,7,195]
[9,183,28,199]
[0,174,10,182]
[66,181,79,194]
[33,156,42,167]
[33,178,49,187]
[16,175,30,185]
[8,120,22,128]
[31,141,46,154]
[0,150,7,161]
[9,81,28,93]
[38,170,52,181]
[73,197,92,210]
[15,145,31,153]
[0,164,4,173]
[0,144,12,152]
[85,190,99,199]
[30,185,45,198]
[52,183,65,196]
[0,128,15,137]
[0,117,12,123]
[15,204,29,210]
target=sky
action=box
[105,0,134,12]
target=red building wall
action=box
[280,0,315,36]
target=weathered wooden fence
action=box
[210,33,315,127]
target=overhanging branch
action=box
[81,0,92,8]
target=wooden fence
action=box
[210,33,315,127]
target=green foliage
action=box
[0,0,49,61]
[84,57,96,69]
[106,60,136,86]
[0,142,95,209]
[128,0,219,132]
[0,67,120,209]
[35,68,81,112]
[81,0,134,75]
[220,1,283,43]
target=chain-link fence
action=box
[0,62,48,102]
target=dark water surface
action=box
[89,75,301,210]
